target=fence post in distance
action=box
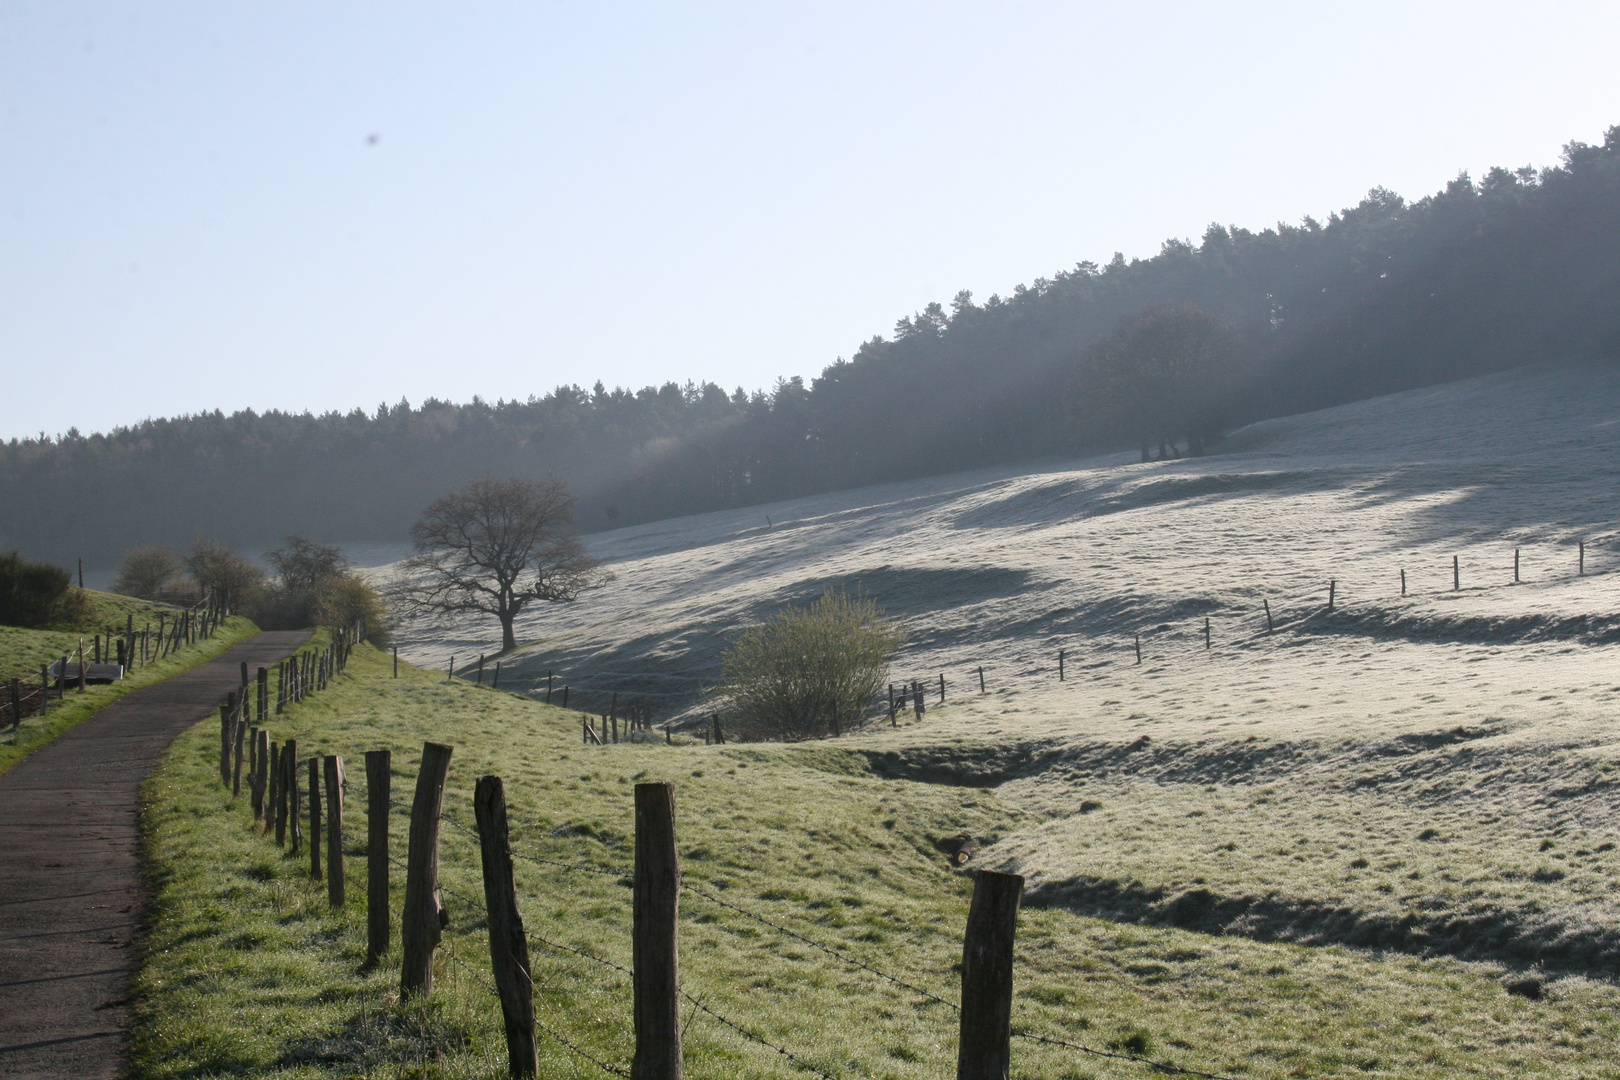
[285,738,301,854]
[633,782,682,1080]
[366,749,391,965]
[957,870,1024,1080]
[1453,556,1459,591]
[402,742,454,998]
[475,776,539,1078]
[268,740,282,842]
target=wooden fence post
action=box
[1133,635,1141,665]
[1204,617,1211,650]
[493,661,501,689]
[257,666,268,723]
[285,738,301,854]
[957,870,1024,1080]
[366,749,391,964]
[1328,579,1336,609]
[633,782,682,1079]
[1453,556,1460,591]
[1057,649,1064,682]
[308,757,322,880]
[1400,568,1406,596]
[477,654,485,685]
[402,742,454,998]
[978,666,985,694]
[219,700,232,785]
[232,713,246,797]
[325,756,345,907]
[475,776,539,1078]
[447,656,454,682]
[1579,541,1584,575]
[279,741,295,846]
[393,645,399,678]
[1515,547,1520,583]
[251,730,267,826]
[268,740,282,840]
[888,684,896,725]
[1263,598,1273,632]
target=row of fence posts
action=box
[4,594,222,730]
[222,720,1030,1080]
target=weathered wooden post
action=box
[268,739,284,840]
[1579,541,1585,575]
[402,742,454,998]
[978,666,985,694]
[285,738,301,854]
[1263,598,1273,632]
[477,654,485,685]
[308,756,322,880]
[888,684,896,724]
[252,730,268,825]
[232,713,247,797]
[634,782,682,1079]
[257,666,268,723]
[475,776,539,1078]
[393,645,399,678]
[325,755,345,907]
[366,749,391,965]
[1400,568,1406,596]
[447,656,454,681]
[913,680,925,718]
[940,673,946,703]
[1204,617,1211,650]
[1515,547,1520,583]
[493,661,501,689]
[1328,579,1336,610]
[1058,649,1065,682]
[220,699,233,785]
[1453,556,1460,591]
[956,870,1024,1080]
[1134,635,1142,665]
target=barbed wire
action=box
[1009,1027,1245,1080]
[441,811,631,880]
[440,945,631,1077]
[678,988,841,1080]
[680,879,957,1011]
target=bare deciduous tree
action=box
[395,477,610,652]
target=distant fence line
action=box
[3,593,224,730]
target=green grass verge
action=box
[0,613,259,777]
[133,644,1620,1079]
[0,587,186,683]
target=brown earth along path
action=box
[0,630,311,1079]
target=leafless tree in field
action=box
[395,477,611,652]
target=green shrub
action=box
[719,590,903,741]
[0,551,72,628]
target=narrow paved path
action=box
[0,630,310,1079]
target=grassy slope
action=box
[133,644,1620,1080]
[0,588,186,683]
[0,598,258,776]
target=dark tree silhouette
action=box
[396,477,610,652]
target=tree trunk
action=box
[500,615,517,653]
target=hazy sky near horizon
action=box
[3,2,1618,442]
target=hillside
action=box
[6,128,1618,569]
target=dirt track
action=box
[0,630,310,1079]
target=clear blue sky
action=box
[3,1,1617,442]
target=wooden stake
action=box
[939,673,945,703]
[232,713,246,797]
[269,740,283,842]
[1328,579,1336,609]
[251,729,267,826]
[957,870,1024,1080]
[393,645,399,678]
[1579,541,1585,575]
[325,756,346,907]
[475,776,539,1078]
[1204,617,1211,650]
[1263,598,1273,633]
[1400,568,1406,596]
[978,666,985,694]
[402,742,454,998]
[1515,547,1520,583]
[1134,635,1141,665]
[366,749,391,964]
[634,782,683,1079]
[1058,649,1064,682]
[309,756,322,880]
[285,738,301,854]
[1453,555,1460,591]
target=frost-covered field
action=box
[379,358,1620,985]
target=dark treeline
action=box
[4,128,1619,566]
